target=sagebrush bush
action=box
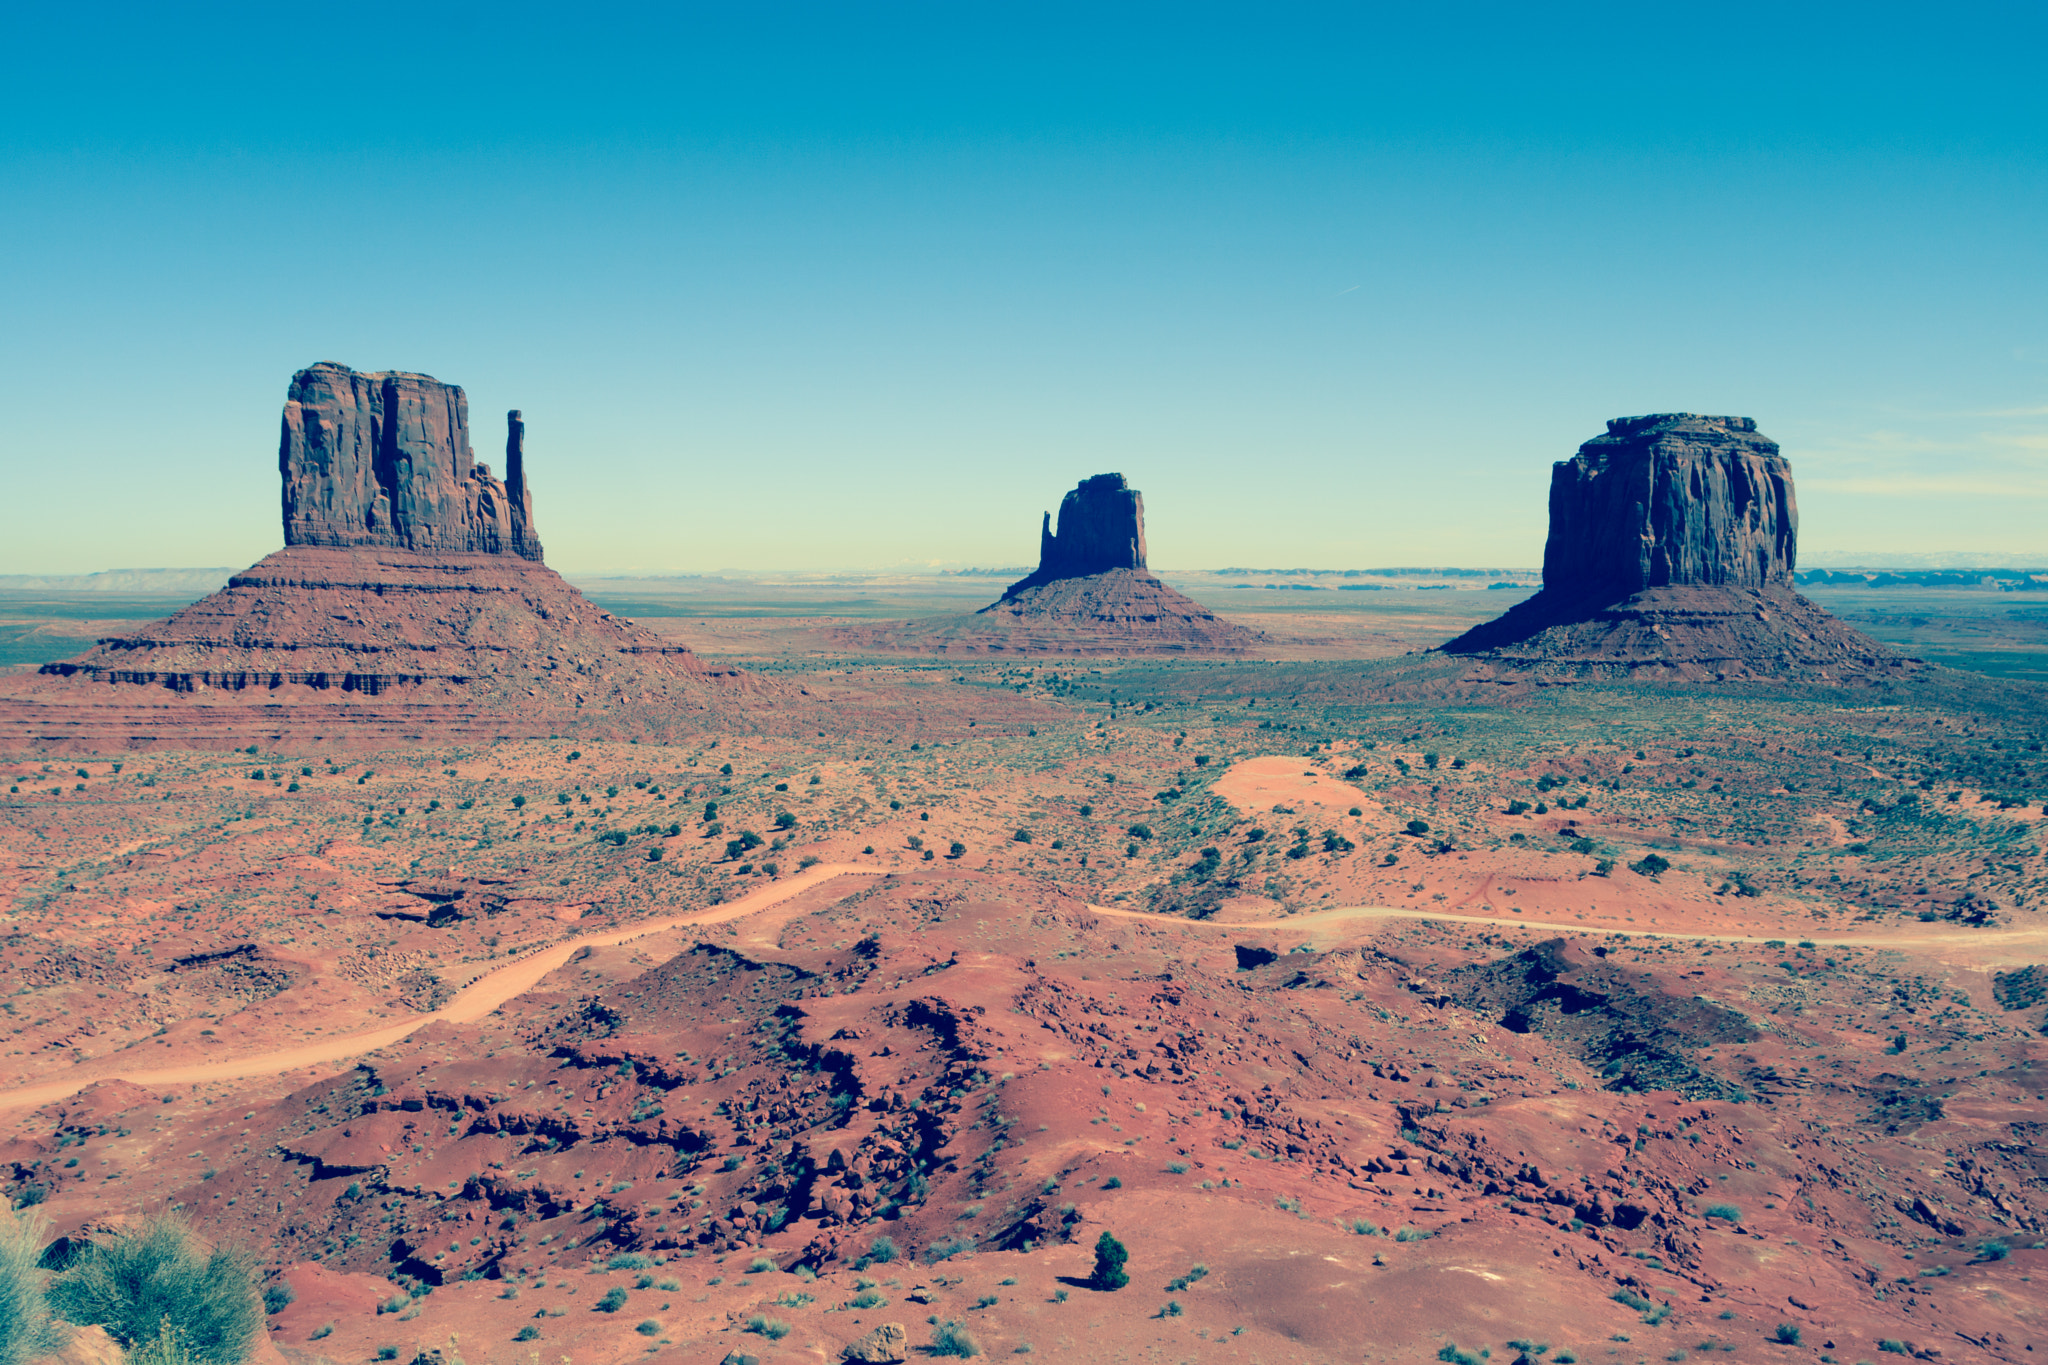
[0,1209,66,1365]
[929,1319,981,1358]
[47,1215,258,1365]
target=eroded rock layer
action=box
[836,567,1265,656]
[1442,415,1919,682]
[281,362,541,560]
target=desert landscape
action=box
[0,372,2043,1365]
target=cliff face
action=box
[1543,414,1795,598]
[1002,473,1147,597]
[279,362,542,560]
[1441,414,1916,683]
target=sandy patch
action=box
[1213,754,1375,814]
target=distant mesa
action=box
[28,362,746,727]
[1440,413,1921,682]
[835,473,1264,656]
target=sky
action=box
[2,2,2043,574]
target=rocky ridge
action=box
[1441,414,1921,682]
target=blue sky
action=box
[2,2,2043,573]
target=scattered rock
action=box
[840,1322,908,1362]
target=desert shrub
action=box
[377,1294,407,1315]
[1392,1227,1430,1242]
[309,1324,332,1340]
[606,1253,652,1270]
[1089,1232,1129,1291]
[1127,824,1152,840]
[1101,1176,1122,1190]
[923,1236,976,1264]
[1165,1161,1189,1174]
[1978,1240,2010,1261]
[47,1215,259,1365]
[866,1236,900,1264]
[744,1315,790,1340]
[595,1287,628,1313]
[1772,1323,1801,1345]
[1630,853,1672,878]
[1702,1203,1741,1221]
[127,1321,205,1365]
[1,1209,66,1365]
[1437,1346,1483,1365]
[1349,1219,1380,1236]
[849,1289,885,1309]
[747,1256,776,1274]
[1610,1289,1655,1312]
[1878,1342,1910,1356]
[929,1320,981,1357]
[634,1320,660,1336]
[514,1326,539,1341]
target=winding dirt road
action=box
[0,864,886,1114]
[8,867,2033,1115]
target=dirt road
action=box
[0,864,885,1114]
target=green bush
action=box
[1702,1203,1741,1221]
[1437,1346,1483,1365]
[744,1315,790,1340]
[1772,1323,1801,1345]
[929,1320,981,1357]
[634,1320,660,1336]
[1089,1232,1129,1291]
[47,1215,258,1365]
[0,1209,66,1365]
[866,1236,900,1264]
[514,1326,539,1342]
[606,1253,652,1270]
[595,1287,628,1313]
[1630,853,1672,878]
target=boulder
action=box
[840,1322,909,1362]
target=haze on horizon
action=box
[1,2,2043,576]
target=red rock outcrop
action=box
[8,363,774,742]
[280,363,541,560]
[1441,415,1920,683]
[835,474,1264,656]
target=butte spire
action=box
[837,472,1263,656]
[21,362,753,744]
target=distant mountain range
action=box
[0,568,236,593]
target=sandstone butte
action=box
[0,364,781,750]
[1439,414,1922,683]
[835,473,1266,656]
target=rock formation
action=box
[24,362,758,733]
[1000,472,1147,595]
[1441,414,1918,682]
[280,362,541,560]
[834,473,1263,655]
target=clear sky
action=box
[2,2,2043,574]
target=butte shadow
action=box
[1439,413,1923,684]
[0,363,787,750]
[833,473,1266,656]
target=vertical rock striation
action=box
[1540,414,1795,600]
[1001,473,1147,597]
[279,362,542,561]
[1441,414,1916,682]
